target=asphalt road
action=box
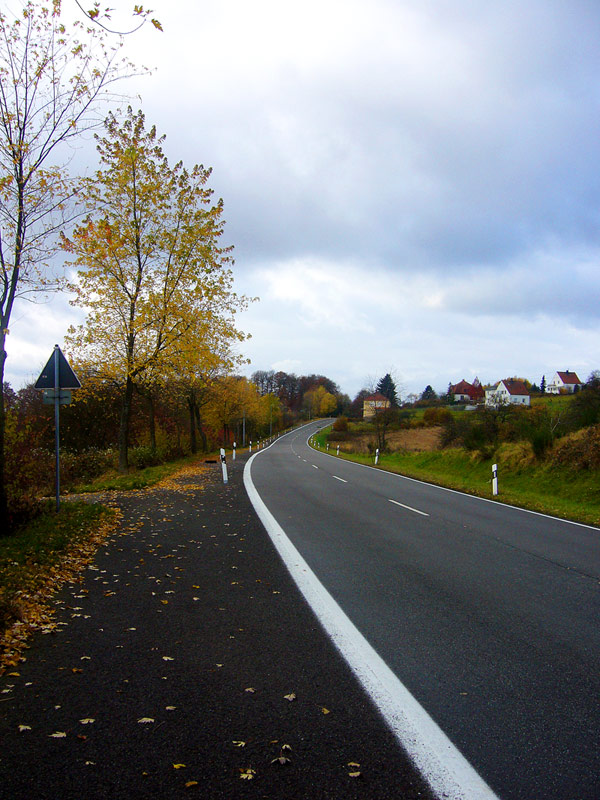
[0,452,433,800]
[247,421,600,800]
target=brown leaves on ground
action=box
[0,509,121,675]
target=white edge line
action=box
[307,430,600,532]
[243,448,500,800]
[389,498,429,517]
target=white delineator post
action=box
[492,463,498,495]
[233,442,236,461]
[220,448,228,485]
[375,448,379,465]
[249,440,252,453]
[336,445,340,456]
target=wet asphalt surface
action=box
[0,453,434,799]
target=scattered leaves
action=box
[239,767,256,780]
[185,781,199,788]
[173,764,186,769]
[49,731,67,738]
[284,693,296,701]
[137,717,154,724]
[271,755,291,765]
[271,743,292,765]
[79,718,95,724]
[18,724,31,732]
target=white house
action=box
[485,379,531,407]
[547,370,584,394]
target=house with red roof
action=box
[485,379,530,407]
[547,370,584,394]
[449,378,485,404]
[363,392,391,419]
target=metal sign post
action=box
[35,345,81,512]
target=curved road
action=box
[246,421,600,800]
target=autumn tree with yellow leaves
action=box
[64,108,249,471]
[0,1,138,528]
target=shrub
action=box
[4,415,52,526]
[423,407,453,426]
[550,424,600,470]
[496,441,535,471]
[327,430,348,442]
[129,445,165,469]
[332,415,348,432]
[60,448,115,489]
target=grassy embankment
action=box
[311,423,600,528]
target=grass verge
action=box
[71,452,214,493]
[0,501,120,673]
[313,429,600,527]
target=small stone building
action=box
[363,392,391,419]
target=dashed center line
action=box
[333,476,347,483]
[389,499,429,517]
[312,464,319,470]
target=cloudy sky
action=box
[7,0,600,399]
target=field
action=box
[334,426,442,454]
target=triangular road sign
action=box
[35,345,81,390]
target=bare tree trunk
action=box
[147,392,156,452]
[118,376,135,473]
[0,338,9,533]
[188,393,197,454]
[195,406,208,452]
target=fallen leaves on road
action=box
[271,743,293,765]
[239,767,256,780]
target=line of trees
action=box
[0,4,249,531]
[250,370,350,423]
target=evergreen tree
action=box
[420,385,438,402]
[540,375,546,394]
[376,373,398,406]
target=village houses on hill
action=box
[449,378,485,404]
[546,370,583,394]
[448,370,584,408]
[485,379,531,407]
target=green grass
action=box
[71,451,211,493]
[313,427,600,527]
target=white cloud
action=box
[5,0,600,401]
